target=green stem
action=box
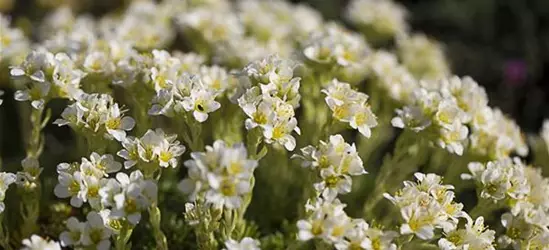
[246,128,268,160]
[363,131,427,219]
[18,182,41,242]
[115,221,133,250]
[149,203,168,250]
[0,215,12,250]
[18,107,49,241]
[26,107,48,158]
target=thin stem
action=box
[26,107,47,157]
[115,221,133,250]
[149,203,168,250]
[363,131,427,218]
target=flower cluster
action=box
[148,50,227,122]
[118,128,186,170]
[297,197,398,249]
[366,50,418,104]
[102,1,175,51]
[392,76,527,157]
[241,54,301,108]
[54,151,157,228]
[238,55,301,151]
[384,173,467,239]
[59,212,112,249]
[294,134,367,200]
[178,140,258,209]
[464,158,549,249]
[345,0,408,41]
[0,172,16,213]
[54,152,122,208]
[296,136,397,249]
[462,158,529,202]
[438,216,496,250]
[323,79,378,137]
[176,0,322,67]
[10,50,85,109]
[54,92,135,141]
[397,34,450,80]
[301,23,371,83]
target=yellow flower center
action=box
[253,112,267,125]
[125,198,138,214]
[88,186,99,198]
[68,180,80,195]
[89,229,103,243]
[333,105,350,120]
[228,162,243,174]
[159,151,173,163]
[106,118,121,130]
[354,112,366,126]
[318,155,330,169]
[272,126,285,139]
[325,175,339,188]
[331,225,345,237]
[312,220,323,236]
[220,179,236,196]
[372,238,382,250]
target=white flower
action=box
[391,106,431,132]
[398,34,450,80]
[155,139,186,168]
[81,212,112,250]
[82,175,106,210]
[117,137,140,169]
[293,135,367,187]
[297,197,348,243]
[464,158,530,203]
[87,152,122,176]
[179,141,258,209]
[350,105,378,137]
[206,175,249,209]
[224,237,261,250]
[181,87,221,122]
[323,79,377,137]
[54,171,85,207]
[385,172,464,240]
[263,118,299,151]
[315,167,352,201]
[199,65,231,93]
[21,235,61,250]
[0,172,16,213]
[59,217,85,247]
[54,93,135,141]
[439,216,495,250]
[110,171,157,225]
[132,128,185,169]
[242,98,275,130]
[104,103,135,141]
[437,121,468,156]
[83,51,114,73]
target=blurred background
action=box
[309,0,549,133]
[3,0,549,132]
